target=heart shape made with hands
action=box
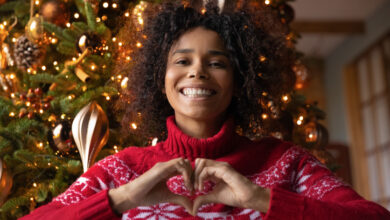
[161,158,268,216]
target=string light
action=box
[41,66,46,71]
[53,61,58,66]
[37,142,44,149]
[265,0,271,5]
[34,0,39,5]
[113,145,118,153]
[74,13,80,19]
[112,37,117,42]
[33,183,37,187]
[30,197,34,201]
[259,55,267,62]
[118,42,123,47]
[282,95,289,102]
[90,64,96,71]
[9,112,15,117]
[152,138,158,146]
[39,109,44,114]
[66,23,71,28]
[297,120,302,125]
[298,115,304,121]
[136,42,142,48]
[103,2,109,8]
[61,114,66,119]
[261,113,268,120]
[112,3,118,8]
[121,77,129,88]
[12,37,16,42]
[2,21,7,26]
[124,12,130,17]
[131,123,137,129]
[10,93,15,98]
[96,17,101,22]
[9,74,15,79]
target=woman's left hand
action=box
[193,158,270,215]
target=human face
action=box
[165,27,234,125]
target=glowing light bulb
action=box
[262,113,268,119]
[152,137,158,146]
[131,123,137,129]
[103,2,109,8]
[265,0,271,5]
[74,13,80,19]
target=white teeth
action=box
[182,88,214,97]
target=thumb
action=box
[193,193,217,216]
[169,194,194,216]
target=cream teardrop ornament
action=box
[72,101,109,173]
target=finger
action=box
[197,166,216,191]
[192,193,218,216]
[169,193,194,216]
[175,159,193,192]
[194,158,206,190]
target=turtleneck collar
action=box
[163,116,236,160]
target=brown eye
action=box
[175,59,189,65]
[209,61,226,68]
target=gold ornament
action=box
[25,16,44,42]
[0,158,13,205]
[75,67,91,83]
[304,121,328,149]
[72,101,109,172]
[0,43,15,69]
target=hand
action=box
[108,158,194,214]
[192,158,270,215]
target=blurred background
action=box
[291,0,390,211]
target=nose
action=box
[188,62,209,79]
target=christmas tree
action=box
[0,0,329,218]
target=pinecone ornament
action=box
[13,36,41,70]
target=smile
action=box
[180,88,216,97]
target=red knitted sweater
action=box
[21,116,390,219]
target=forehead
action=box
[170,27,226,53]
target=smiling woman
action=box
[20,1,390,220]
[165,27,234,138]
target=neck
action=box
[174,114,227,139]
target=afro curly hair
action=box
[116,0,296,139]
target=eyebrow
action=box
[172,49,229,57]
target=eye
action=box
[209,61,226,68]
[175,59,189,65]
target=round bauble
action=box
[304,121,329,149]
[25,16,44,42]
[41,0,70,27]
[279,4,295,24]
[51,121,74,152]
[76,32,102,54]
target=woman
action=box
[22,1,390,219]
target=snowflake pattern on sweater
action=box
[53,146,346,220]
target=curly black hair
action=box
[117,0,296,139]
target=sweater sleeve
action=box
[264,150,390,220]
[20,154,137,220]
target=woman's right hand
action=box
[108,158,194,214]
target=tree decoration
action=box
[41,0,70,27]
[0,158,13,206]
[292,61,309,90]
[49,121,74,152]
[25,16,45,42]
[76,32,102,54]
[18,88,53,118]
[72,101,109,172]
[278,3,294,24]
[13,36,42,70]
[304,121,328,149]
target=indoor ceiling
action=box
[290,0,387,58]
